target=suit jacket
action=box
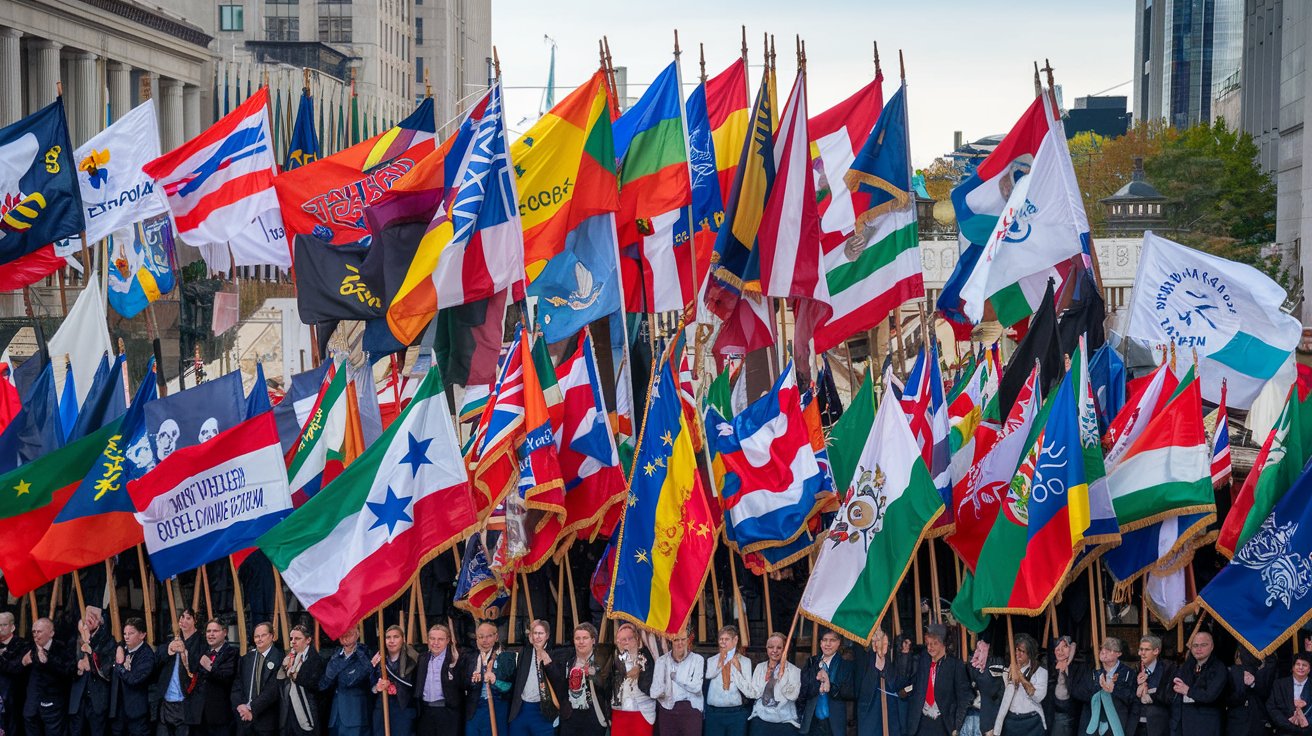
[551,650,613,727]
[154,631,205,711]
[69,626,116,715]
[189,642,238,726]
[231,647,284,734]
[800,653,857,734]
[1175,656,1228,736]
[109,644,156,720]
[0,635,30,724]
[278,647,325,734]
[458,648,516,720]
[608,646,655,716]
[905,652,971,735]
[319,646,373,730]
[967,658,1005,731]
[1125,660,1174,736]
[855,648,911,736]
[24,639,77,718]
[1044,659,1090,726]
[1074,662,1136,734]
[1267,676,1312,736]
[1228,661,1277,736]
[507,646,564,722]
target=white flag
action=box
[74,101,168,243]
[48,278,113,406]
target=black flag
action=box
[998,279,1064,418]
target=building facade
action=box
[413,0,492,136]
[1134,0,1244,128]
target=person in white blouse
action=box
[650,628,705,736]
[749,633,801,735]
[610,623,656,735]
[993,634,1047,736]
[705,625,754,736]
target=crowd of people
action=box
[0,606,1307,736]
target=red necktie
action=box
[926,660,938,708]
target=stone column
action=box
[107,61,131,122]
[182,83,200,141]
[0,29,22,124]
[27,39,61,113]
[70,50,97,145]
[159,78,183,151]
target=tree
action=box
[1068,120,1168,231]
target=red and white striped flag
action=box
[1211,381,1232,489]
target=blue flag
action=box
[0,98,84,264]
[285,91,320,170]
[139,370,245,477]
[58,361,78,442]
[0,360,64,472]
[685,80,725,244]
[106,214,176,320]
[246,363,271,417]
[1089,343,1126,434]
[530,214,622,343]
[1200,464,1312,656]
[62,359,158,521]
[453,531,510,620]
[68,353,128,442]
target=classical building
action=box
[1099,158,1170,236]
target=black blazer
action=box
[1073,662,1136,734]
[1267,676,1312,736]
[1125,660,1174,736]
[24,639,77,717]
[966,658,1005,732]
[278,647,325,734]
[0,635,29,723]
[69,626,116,715]
[1045,659,1090,726]
[1228,661,1277,736]
[458,648,516,720]
[855,648,912,731]
[154,631,205,708]
[189,642,238,726]
[109,644,156,720]
[413,648,463,714]
[506,645,565,722]
[551,651,613,727]
[608,646,655,717]
[904,653,971,735]
[800,653,857,735]
[1175,656,1228,736]
[231,647,284,733]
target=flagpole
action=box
[229,556,248,655]
[506,574,518,645]
[105,559,121,638]
[674,31,701,337]
[137,545,154,644]
[200,565,213,623]
[554,563,566,645]
[71,568,85,618]
[165,575,179,638]
[376,610,392,736]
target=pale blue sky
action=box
[492,0,1135,167]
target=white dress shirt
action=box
[651,651,705,712]
[749,661,801,726]
[704,651,755,707]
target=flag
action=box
[1102,510,1212,625]
[29,360,156,581]
[902,341,951,529]
[273,362,332,453]
[1089,343,1126,433]
[454,530,511,620]
[106,214,177,320]
[1125,231,1303,409]
[827,369,876,495]
[0,421,122,596]
[684,72,723,323]
[947,351,997,487]
[275,98,435,248]
[137,370,246,476]
[0,246,64,291]
[1104,361,1179,471]
[259,367,477,639]
[293,235,385,328]
[0,98,84,264]
[0,360,63,474]
[58,362,77,443]
[705,58,750,205]
[996,279,1063,418]
[142,88,278,247]
[555,330,625,541]
[1198,463,1312,657]
[809,75,884,249]
[513,71,622,343]
[1071,337,1120,566]
[386,84,523,344]
[285,90,321,170]
[73,99,167,243]
[958,94,1087,327]
[799,369,944,643]
[1107,368,1214,531]
[50,278,113,407]
[1211,384,1232,489]
[606,353,716,635]
[804,83,922,354]
[287,365,352,504]
[66,352,127,442]
[712,362,825,554]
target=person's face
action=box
[476,625,498,652]
[766,637,784,663]
[1296,660,1311,680]
[124,625,145,650]
[670,631,690,657]
[32,621,51,647]
[290,630,308,653]
[206,622,226,648]
[1100,645,1120,669]
[427,629,447,655]
[616,627,635,652]
[340,629,359,650]
[0,616,15,640]
[385,630,403,655]
[926,635,945,659]
[1189,634,1214,661]
[1014,645,1030,668]
[1138,642,1159,666]
[574,629,595,658]
[1055,640,1072,661]
[821,632,840,657]
[253,625,274,651]
[179,612,196,634]
[718,631,738,653]
[900,638,912,654]
[530,624,549,648]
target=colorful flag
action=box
[902,340,951,528]
[554,330,625,541]
[1071,338,1121,566]
[0,98,84,264]
[0,360,64,474]
[1211,383,1232,489]
[1104,361,1179,470]
[58,361,77,443]
[454,530,511,620]
[72,99,167,243]
[143,89,278,247]
[799,369,944,643]
[66,352,127,442]
[1125,231,1303,409]
[259,367,477,639]
[140,370,246,475]
[287,365,351,504]
[130,412,293,580]
[285,90,321,170]
[273,362,332,453]
[49,275,113,409]
[106,214,176,320]
[1089,343,1126,433]
[606,353,716,635]
[705,58,750,205]
[809,74,884,249]
[827,368,876,496]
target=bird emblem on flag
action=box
[1234,517,1312,608]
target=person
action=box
[319,627,372,736]
[459,622,514,736]
[24,617,76,736]
[1043,636,1087,736]
[962,639,1003,736]
[800,630,854,736]
[856,630,907,736]
[554,623,610,735]
[371,625,417,736]
[158,610,206,736]
[189,620,237,736]
[703,626,753,736]
[0,611,31,736]
[1228,648,1277,736]
[69,607,115,736]
[278,625,324,736]
[231,622,282,736]
[1172,631,1227,736]
[650,628,704,736]
[609,623,655,736]
[747,633,801,735]
[508,620,561,736]
[1126,636,1172,736]
[992,633,1046,736]
[1267,652,1312,735]
[1075,637,1133,736]
[905,624,970,736]
[413,624,461,736]
[107,619,154,736]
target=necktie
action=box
[253,652,264,697]
[926,660,937,708]
[817,659,831,719]
[721,654,731,691]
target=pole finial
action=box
[674,29,681,58]
[874,41,882,77]
[493,46,501,80]
[898,49,905,82]
[699,42,707,83]
[741,25,748,64]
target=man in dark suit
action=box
[23,617,76,736]
[69,607,115,736]
[800,629,857,735]
[1172,631,1227,736]
[278,625,324,736]
[231,623,281,736]
[413,624,462,736]
[0,611,33,736]
[458,623,515,736]
[108,619,154,736]
[190,619,238,736]
[1127,635,1173,736]
[1075,637,1135,735]
[905,624,971,736]
[157,609,205,736]
[319,627,371,736]
[1267,653,1312,735]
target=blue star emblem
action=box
[399,433,434,477]
[367,487,413,536]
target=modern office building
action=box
[1134,0,1244,128]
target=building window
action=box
[219,4,244,31]
[265,16,298,41]
[415,17,423,44]
[416,56,424,87]
[319,15,352,42]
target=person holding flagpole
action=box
[508,620,562,736]
[855,630,908,736]
[278,625,324,736]
[460,623,515,736]
[371,626,417,736]
[747,632,801,735]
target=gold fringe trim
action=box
[1116,504,1216,535]
[1196,596,1312,660]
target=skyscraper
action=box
[1134,0,1244,128]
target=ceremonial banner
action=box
[0,98,83,264]
[140,370,246,474]
[107,214,176,320]
[293,235,384,325]
[74,100,167,243]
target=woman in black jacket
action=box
[553,623,611,736]
[371,625,418,736]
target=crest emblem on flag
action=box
[830,464,889,548]
[1233,517,1312,608]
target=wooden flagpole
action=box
[105,559,121,637]
[554,564,566,645]
[376,610,391,736]
[136,545,154,643]
[229,556,248,655]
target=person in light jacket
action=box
[748,633,800,736]
[992,634,1046,736]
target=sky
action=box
[491,0,1135,167]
